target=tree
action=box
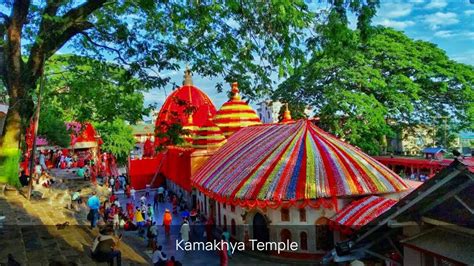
[0,0,378,184]
[43,55,148,124]
[94,119,135,166]
[275,20,474,154]
[277,102,307,122]
[37,104,70,147]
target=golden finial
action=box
[282,103,292,122]
[183,64,193,86]
[231,82,241,101]
[187,113,194,124]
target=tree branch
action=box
[26,0,107,89]
[79,32,129,65]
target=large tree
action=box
[0,0,378,184]
[275,14,474,153]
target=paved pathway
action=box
[0,169,311,265]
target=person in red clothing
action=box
[126,202,134,221]
[125,185,131,198]
[219,236,228,266]
[163,209,172,236]
[206,216,214,241]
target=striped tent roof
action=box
[330,196,397,229]
[192,118,227,150]
[213,82,261,137]
[192,120,408,208]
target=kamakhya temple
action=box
[128,69,414,258]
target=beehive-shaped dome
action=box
[213,82,261,137]
[192,118,227,150]
[155,68,216,129]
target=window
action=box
[218,203,221,225]
[280,229,292,243]
[299,208,306,222]
[231,219,236,236]
[204,197,207,215]
[231,205,235,212]
[300,232,308,250]
[281,208,290,221]
[223,215,227,230]
[223,203,226,209]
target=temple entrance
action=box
[253,213,269,243]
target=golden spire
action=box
[230,82,241,101]
[282,103,292,122]
[183,64,193,86]
[187,113,194,124]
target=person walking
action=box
[180,219,190,243]
[163,209,172,237]
[157,186,164,202]
[87,191,100,229]
[130,187,136,201]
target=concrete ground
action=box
[0,169,316,265]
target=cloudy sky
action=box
[142,0,474,113]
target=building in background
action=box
[459,131,474,156]
[0,103,7,136]
[387,124,436,156]
[130,123,155,143]
[256,100,283,123]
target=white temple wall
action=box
[196,193,353,254]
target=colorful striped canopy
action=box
[330,196,397,229]
[213,82,261,137]
[192,120,408,207]
[192,119,227,149]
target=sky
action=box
[141,0,474,115]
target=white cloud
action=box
[434,30,455,38]
[423,12,459,29]
[380,2,414,18]
[409,0,425,3]
[434,30,474,40]
[424,0,448,9]
[376,19,416,30]
[465,10,474,16]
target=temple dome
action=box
[155,68,217,129]
[212,82,261,137]
[192,120,408,208]
[192,118,227,150]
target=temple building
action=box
[129,69,416,258]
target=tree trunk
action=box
[0,96,22,185]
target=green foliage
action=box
[154,97,196,151]
[277,102,307,122]
[94,119,135,166]
[275,23,474,154]
[38,105,70,147]
[0,148,21,187]
[43,55,148,124]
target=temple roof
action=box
[155,69,217,128]
[192,120,408,207]
[212,82,261,137]
[192,118,227,150]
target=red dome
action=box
[155,75,217,128]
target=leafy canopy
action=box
[275,10,474,153]
[94,119,135,166]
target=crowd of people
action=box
[86,186,194,266]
